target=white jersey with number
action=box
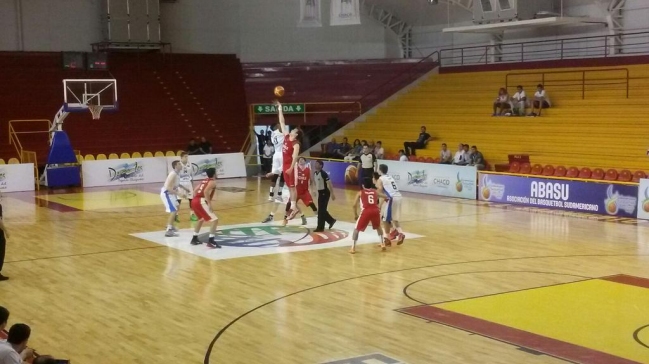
[179,162,193,182]
[379,175,402,198]
[271,130,285,156]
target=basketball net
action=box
[88,104,104,120]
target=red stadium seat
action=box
[508,162,520,173]
[554,166,567,177]
[591,168,605,180]
[566,167,580,178]
[426,157,435,163]
[542,165,554,176]
[578,167,592,179]
[632,170,647,182]
[416,156,426,163]
[519,163,532,174]
[531,164,543,175]
[604,169,618,181]
[618,170,632,182]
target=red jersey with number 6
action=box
[360,188,379,212]
[282,138,297,172]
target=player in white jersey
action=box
[262,123,287,223]
[160,160,191,237]
[374,164,405,245]
[176,152,197,222]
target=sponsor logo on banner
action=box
[408,170,428,188]
[298,0,322,27]
[0,169,6,190]
[330,0,361,26]
[166,153,245,180]
[108,162,144,182]
[636,179,649,220]
[479,173,638,218]
[0,164,35,192]
[191,158,222,178]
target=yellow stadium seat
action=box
[120,153,131,159]
[77,155,84,164]
[132,152,142,158]
[96,154,107,160]
[108,153,119,160]
[8,158,19,164]
[84,154,95,161]
[143,152,153,158]
[154,151,165,157]
[0,159,5,165]
[165,151,175,157]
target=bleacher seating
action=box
[0,52,248,164]
[335,62,649,173]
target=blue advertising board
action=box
[320,161,361,186]
[478,173,639,218]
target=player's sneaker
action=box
[380,241,387,252]
[262,215,274,223]
[268,195,274,201]
[190,236,201,245]
[396,233,405,245]
[190,213,198,222]
[287,209,299,220]
[281,219,288,227]
[379,237,392,247]
[171,226,179,232]
[349,248,356,254]
[207,237,221,249]
[328,219,336,230]
[389,230,398,240]
[301,216,307,225]
[165,230,178,237]
[275,196,284,203]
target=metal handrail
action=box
[440,31,649,67]
[505,68,630,99]
[8,119,52,162]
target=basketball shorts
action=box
[191,198,218,222]
[356,208,380,232]
[296,189,313,206]
[272,154,283,175]
[161,190,179,213]
[283,169,296,188]
[381,197,402,223]
[178,181,194,200]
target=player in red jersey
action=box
[275,100,303,220]
[282,157,317,226]
[350,178,388,254]
[189,168,221,248]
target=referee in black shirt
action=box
[313,160,336,232]
[358,145,377,187]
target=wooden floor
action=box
[2,178,649,364]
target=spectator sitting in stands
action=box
[398,150,408,162]
[374,141,384,159]
[529,83,551,117]
[323,138,339,158]
[439,143,452,164]
[469,145,485,170]
[452,143,466,165]
[344,139,362,162]
[492,87,512,116]
[403,126,431,157]
[0,323,34,364]
[199,137,212,154]
[512,85,527,116]
[187,139,202,155]
[335,137,351,159]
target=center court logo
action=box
[108,162,144,182]
[194,225,349,247]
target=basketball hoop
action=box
[88,104,104,120]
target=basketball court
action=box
[3,178,649,363]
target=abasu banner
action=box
[165,153,246,180]
[479,173,638,218]
[330,0,361,26]
[0,163,35,192]
[82,157,169,188]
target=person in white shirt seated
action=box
[512,85,528,116]
[492,87,512,116]
[373,141,385,159]
[439,143,452,164]
[529,83,551,117]
[398,150,408,162]
[0,324,34,364]
[452,143,466,165]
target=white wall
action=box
[161,0,400,62]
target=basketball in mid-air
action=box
[345,165,358,185]
[274,86,285,97]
